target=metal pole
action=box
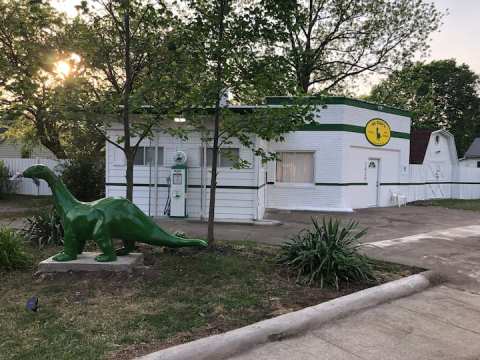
[154,131,159,218]
[148,140,152,216]
[200,115,208,221]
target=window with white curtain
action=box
[276,152,314,183]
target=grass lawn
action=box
[411,198,480,212]
[0,241,419,360]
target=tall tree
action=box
[368,60,480,155]
[261,0,443,94]
[184,0,312,245]
[72,0,186,201]
[0,0,101,159]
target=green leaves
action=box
[278,217,374,289]
[260,0,444,93]
[369,60,480,155]
[22,208,64,249]
[0,226,31,271]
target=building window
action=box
[134,146,164,166]
[477,161,480,168]
[204,148,240,167]
[276,152,314,183]
[435,135,440,144]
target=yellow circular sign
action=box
[365,118,391,146]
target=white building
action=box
[0,127,57,159]
[105,96,415,220]
[460,137,480,168]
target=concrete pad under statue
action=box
[38,252,144,273]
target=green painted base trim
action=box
[106,183,262,190]
[382,182,480,186]
[315,182,367,186]
[299,123,410,140]
[265,96,411,117]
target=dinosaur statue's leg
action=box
[116,239,136,256]
[92,214,117,262]
[53,223,78,262]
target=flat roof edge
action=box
[265,96,412,118]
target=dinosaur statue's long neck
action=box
[41,171,79,217]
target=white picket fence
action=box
[1,158,62,196]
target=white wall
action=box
[105,128,260,220]
[266,104,411,211]
[1,158,60,195]
[0,141,56,159]
[460,159,480,168]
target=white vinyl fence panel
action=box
[1,158,62,196]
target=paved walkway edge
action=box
[136,271,441,360]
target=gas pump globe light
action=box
[173,151,187,165]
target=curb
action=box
[136,271,441,360]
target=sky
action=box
[52,0,480,94]
[429,0,480,73]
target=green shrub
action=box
[277,218,374,288]
[22,208,64,248]
[0,160,13,199]
[0,227,31,271]
[58,158,105,202]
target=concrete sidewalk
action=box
[231,285,480,360]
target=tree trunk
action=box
[207,108,220,245]
[125,151,134,201]
[207,0,226,246]
[123,0,133,201]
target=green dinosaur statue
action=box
[23,164,207,262]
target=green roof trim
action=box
[265,96,412,118]
[299,123,410,140]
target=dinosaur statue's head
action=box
[23,164,52,185]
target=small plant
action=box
[0,226,31,271]
[23,208,64,248]
[277,218,374,289]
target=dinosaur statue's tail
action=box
[145,224,208,248]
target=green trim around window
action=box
[299,123,410,140]
[265,96,412,117]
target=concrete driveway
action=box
[158,205,480,245]
[223,206,480,360]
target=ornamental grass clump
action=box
[23,208,63,248]
[278,218,375,289]
[0,226,31,271]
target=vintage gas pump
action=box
[169,151,188,217]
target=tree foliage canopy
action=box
[261,0,443,94]
[0,0,102,159]
[368,59,480,155]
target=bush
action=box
[277,218,374,289]
[59,158,105,201]
[23,208,64,248]
[0,160,13,199]
[0,227,31,271]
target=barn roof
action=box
[464,138,480,159]
[409,129,434,164]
